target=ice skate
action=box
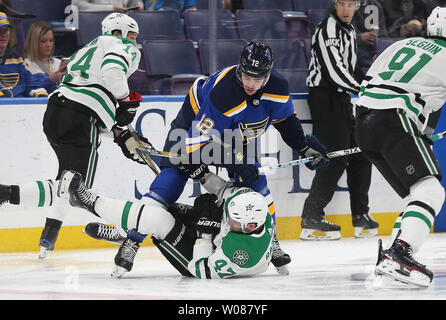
[111,237,140,278]
[0,184,19,207]
[375,238,433,288]
[38,218,63,260]
[58,170,98,214]
[300,216,341,240]
[352,213,379,238]
[0,184,12,207]
[271,233,291,275]
[83,222,125,245]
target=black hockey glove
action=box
[420,133,434,146]
[177,162,210,180]
[114,129,153,164]
[190,193,222,236]
[224,163,259,183]
[115,91,142,126]
[299,134,330,170]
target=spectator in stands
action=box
[146,0,196,16]
[354,0,388,76]
[0,12,47,97]
[71,0,144,12]
[23,21,66,94]
[0,0,20,52]
[381,0,428,37]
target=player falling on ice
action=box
[355,6,446,287]
[57,166,275,279]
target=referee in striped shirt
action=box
[300,0,378,240]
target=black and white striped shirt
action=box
[306,13,360,94]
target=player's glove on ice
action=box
[114,129,153,164]
[190,193,222,236]
[299,134,330,170]
[116,91,142,126]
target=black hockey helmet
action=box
[236,41,273,87]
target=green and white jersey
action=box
[357,37,446,132]
[54,34,141,131]
[188,182,274,279]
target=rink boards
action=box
[0,95,444,253]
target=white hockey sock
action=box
[398,176,445,253]
[18,180,55,207]
[45,201,69,222]
[398,204,434,253]
[94,196,145,232]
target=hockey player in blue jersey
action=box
[117,42,331,274]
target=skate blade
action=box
[300,229,341,241]
[354,227,378,238]
[38,246,49,260]
[372,274,428,289]
[111,265,128,278]
[274,265,290,276]
[376,260,431,288]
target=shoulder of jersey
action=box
[205,66,289,117]
[0,49,26,69]
[96,34,138,47]
[206,65,246,116]
[262,69,290,98]
[4,49,22,60]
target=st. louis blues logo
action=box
[238,117,270,144]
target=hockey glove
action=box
[420,134,434,146]
[0,88,12,97]
[114,129,153,164]
[177,162,210,180]
[299,134,330,170]
[190,193,222,236]
[115,91,142,127]
[224,163,259,183]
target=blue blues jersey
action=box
[148,66,309,207]
[0,49,48,98]
[165,66,307,161]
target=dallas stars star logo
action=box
[246,203,254,211]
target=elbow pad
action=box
[102,67,129,100]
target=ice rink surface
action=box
[1,234,446,302]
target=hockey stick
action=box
[258,130,446,174]
[258,147,361,174]
[430,130,446,142]
[127,124,161,176]
[135,130,446,175]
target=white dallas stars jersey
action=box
[187,177,274,279]
[357,37,446,132]
[54,35,141,131]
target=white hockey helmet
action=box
[101,12,139,39]
[427,6,446,39]
[224,188,268,233]
[332,0,360,10]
